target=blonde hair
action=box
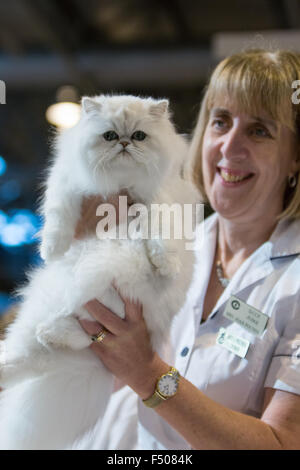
[190,48,300,219]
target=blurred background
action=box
[1,0,300,317]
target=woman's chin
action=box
[210,198,249,220]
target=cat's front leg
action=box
[36,315,92,351]
[40,200,81,262]
[146,239,181,279]
[40,225,74,262]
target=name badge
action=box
[223,295,268,336]
[216,327,250,358]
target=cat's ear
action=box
[81,97,102,115]
[149,99,169,118]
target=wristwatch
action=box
[142,366,180,408]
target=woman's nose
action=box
[220,127,247,161]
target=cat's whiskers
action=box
[91,158,102,182]
[144,154,160,178]
[130,148,147,165]
[91,152,110,185]
[96,153,112,189]
[129,148,160,179]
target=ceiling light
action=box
[46,85,81,129]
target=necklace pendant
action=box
[219,277,230,288]
[216,261,230,288]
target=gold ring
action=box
[91,328,108,343]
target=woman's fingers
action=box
[82,283,144,339]
[125,297,143,322]
[112,280,125,303]
[79,319,112,348]
[112,280,143,322]
[78,319,103,336]
[84,299,126,335]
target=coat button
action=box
[181,347,189,357]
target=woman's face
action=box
[202,100,299,223]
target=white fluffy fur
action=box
[0,95,199,449]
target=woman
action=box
[78,49,300,450]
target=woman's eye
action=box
[212,119,227,130]
[131,131,147,141]
[103,131,119,141]
[252,127,271,138]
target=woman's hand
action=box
[78,289,168,399]
[74,190,134,240]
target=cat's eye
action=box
[131,131,147,141]
[103,131,119,141]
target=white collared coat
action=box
[138,213,300,449]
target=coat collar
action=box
[197,213,300,319]
[269,217,300,259]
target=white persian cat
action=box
[0,95,199,450]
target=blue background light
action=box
[0,180,21,203]
[0,156,7,176]
[0,210,8,229]
[0,209,41,248]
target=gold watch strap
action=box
[142,366,180,408]
[169,366,180,380]
[143,390,167,408]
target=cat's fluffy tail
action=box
[0,349,113,450]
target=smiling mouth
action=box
[217,167,254,183]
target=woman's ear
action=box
[290,136,300,173]
[294,146,300,172]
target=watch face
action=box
[158,374,178,398]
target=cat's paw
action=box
[36,316,91,350]
[147,242,181,279]
[40,230,72,262]
[152,252,181,279]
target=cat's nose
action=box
[120,141,130,148]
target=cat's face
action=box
[78,95,172,179]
